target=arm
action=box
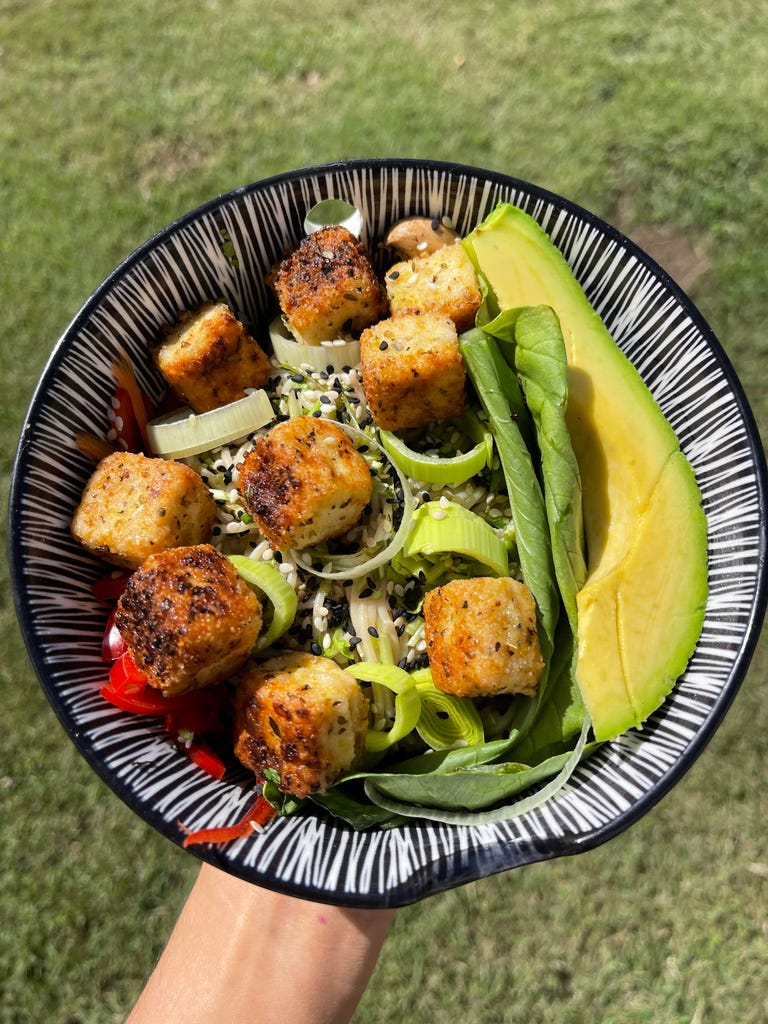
[127,862,395,1024]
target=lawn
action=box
[1,1,766,1021]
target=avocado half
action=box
[464,203,708,742]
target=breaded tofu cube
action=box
[116,544,261,695]
[359,311,466,431]
[238,417,372,551]
[153,301,271,413]
[233,652,369,797]
[71,451,217,569]
[424,577,544,699]
[385,242,482,332]
[272,225,388,345]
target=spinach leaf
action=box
[483,305,587,634]
[459,328,560,743]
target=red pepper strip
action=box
[101,682,232,716]
[185,739,227,781]
[108,386,143,453]
[164,708,228,737]
[112,357,153,451]
[92,571,131,602]
[101,608,127,662]
[180,795,277,848]
[101,657,232,716]
[108,651,150,694]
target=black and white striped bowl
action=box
[10,159,768,907]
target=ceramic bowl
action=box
[10,159,768,907]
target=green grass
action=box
[2,0,766,1021]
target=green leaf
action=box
[459,328,560,742]
[309,784,404,830]
[482,305,587,635]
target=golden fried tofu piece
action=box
[238,417,372,551]
[359,311,466,431]
[153,301,271,413]
[272,225,388,345]
[233,652,369,797]
[384,216,459,260]
[424,577,544,699]
[71,451,216,569]
[385,242,482,332]
[116,544,261,695]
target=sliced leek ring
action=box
[147,390,275,459]
[303,198,363,238]
[414,676,485,750]
[403,500,509,577]
[379,413,493,486]
[345,662,422,752]
[227,555,298,650]
[269,316,360,373]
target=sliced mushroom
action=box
[384,216,459,260]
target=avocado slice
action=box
[463,203,708,742]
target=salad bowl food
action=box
[10,159,768,907]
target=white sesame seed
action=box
[431,509,447,520]
[279,562,293,575]
[439,495,451,509]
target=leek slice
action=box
[403,500,508,577]
[379,413,493,486]
[303,198,363,238]
[147,390,275,459]
[345,662,422,752]
[415,673,485,750]
[269,316,360,372]
[227,554,298,650]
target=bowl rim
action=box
[8,157,768,905]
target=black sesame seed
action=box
[273,550,283,563]
[319,394,332,404]
[379,340,389,350]
[367,626,379,638]
[388,270,400,279]
[310,642,322,655]
[349,635,363,647]
[290,373,304,383]
[312,409,322,417]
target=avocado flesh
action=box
[464,204,708,741]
